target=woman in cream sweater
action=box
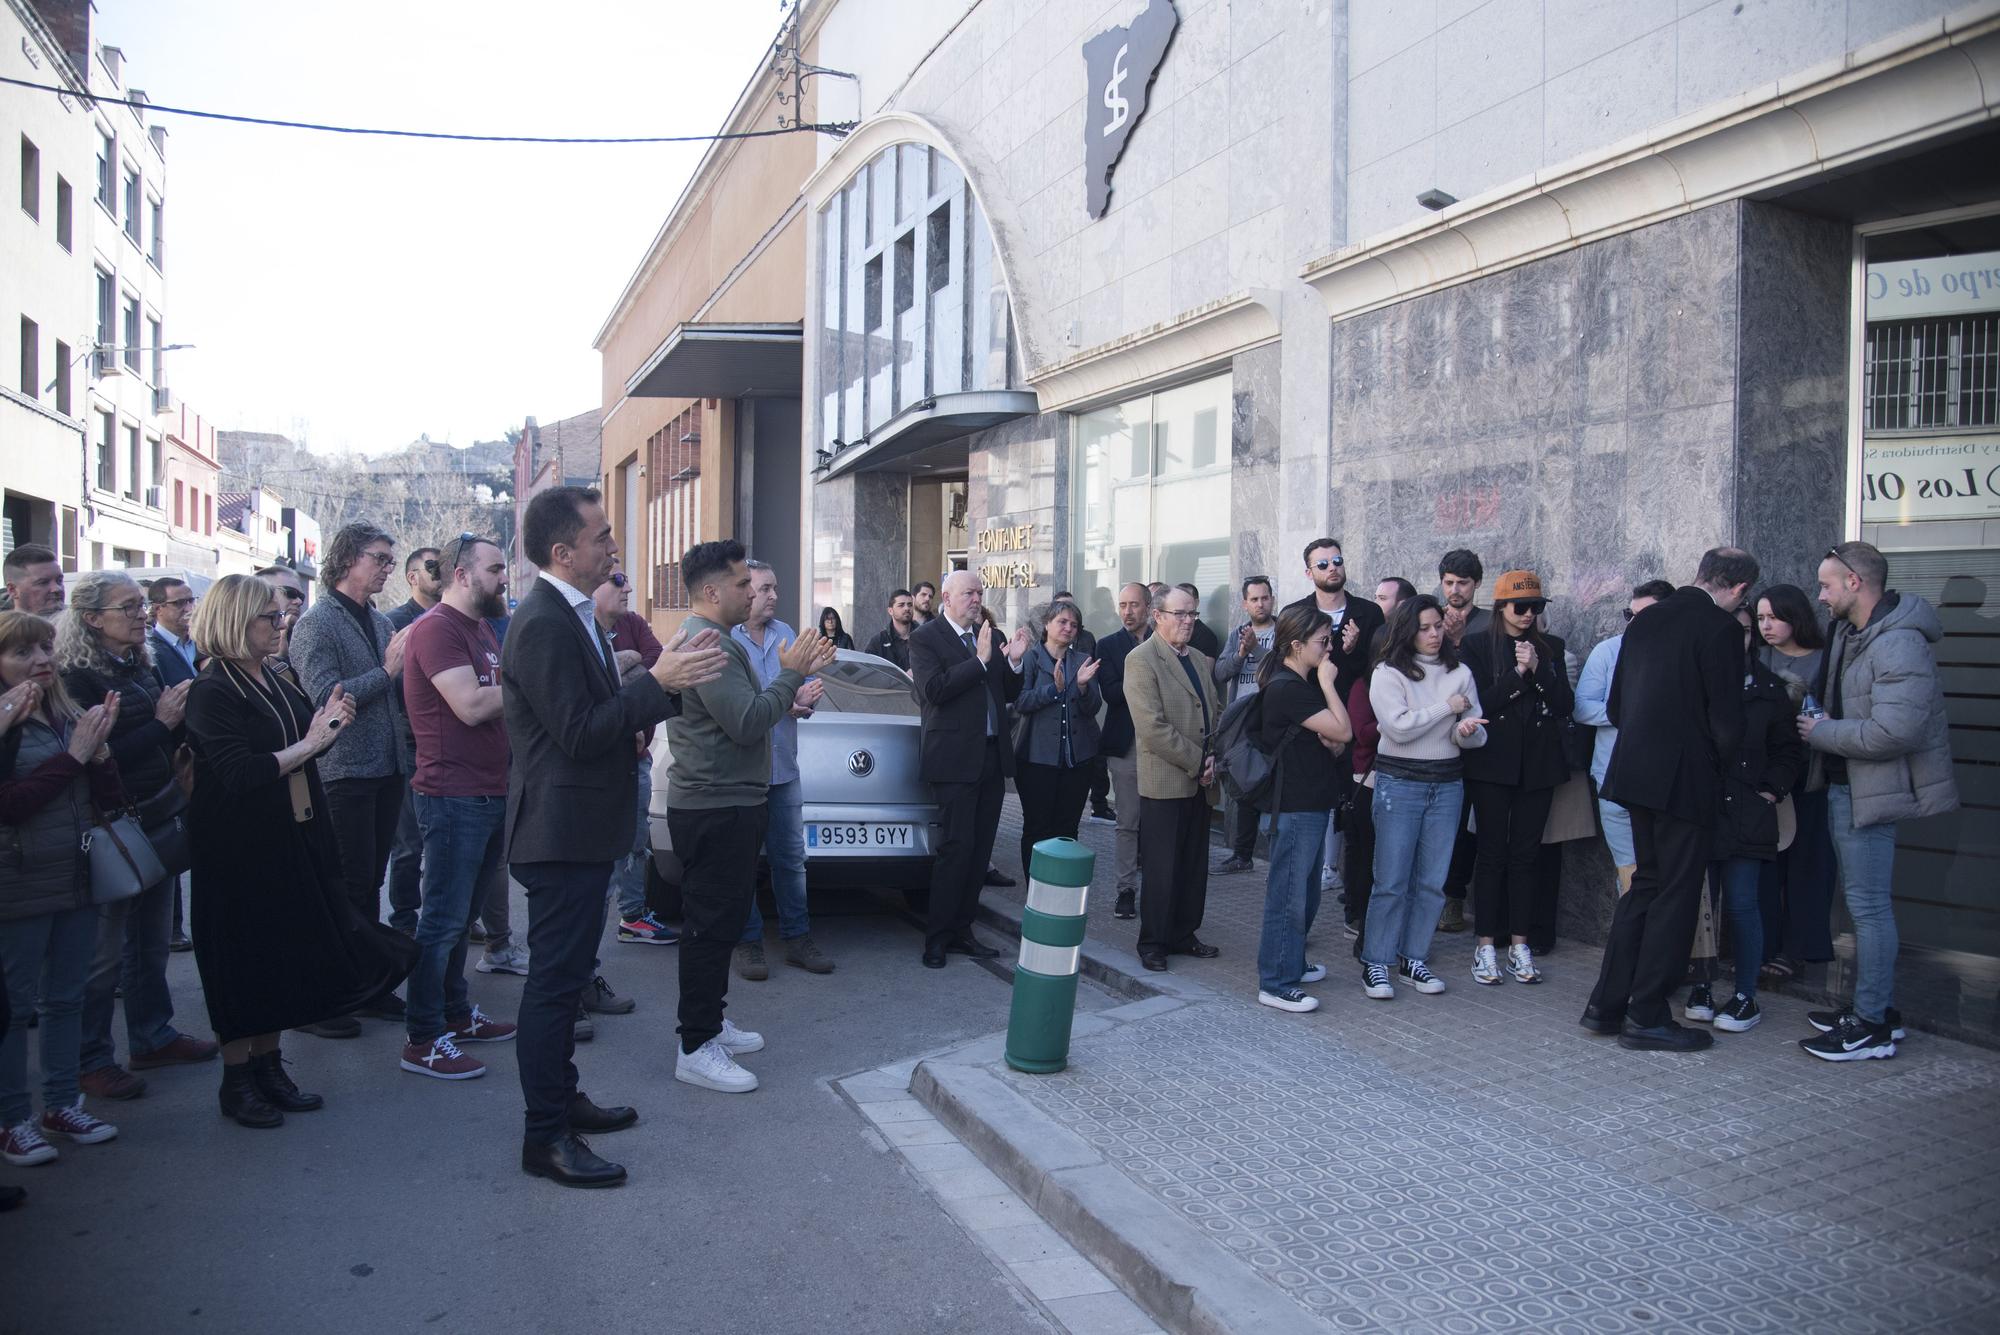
[1358,596,1487,1001]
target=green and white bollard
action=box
[1005,838,1095,1074]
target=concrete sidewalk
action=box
[919,798,2000,1333]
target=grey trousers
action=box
[1104,749,1142,894]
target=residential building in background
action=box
[2,0,92,569]
[159,397,219,573]
[510,409,601,589]
[216,485,292,569]
[592,24,813,639]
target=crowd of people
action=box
[0,514,1962,1205]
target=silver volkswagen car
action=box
[647,650,941,911]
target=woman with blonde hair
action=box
[0,611,126,1167]
[58,570,214,1101]
[184,575,412,1127]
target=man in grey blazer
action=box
[504,486,725,1187]
[290,522,415,1034]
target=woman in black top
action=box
[1252,606,1353,1014]
[184,576,411,1128]
[1458,571,1572,987]
[817,608,856,651]
[1751,582,1834,976]
[1014,601,1103,878]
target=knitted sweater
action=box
[1368,656,1487,767]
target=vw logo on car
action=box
[847,749,874,777]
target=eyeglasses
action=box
[253,611,283,626]
[1307,635,1333,650]
[159,596,197,610]
[364,551,395,566]
[1312,556,1345,570]
[100,601,147,619]
[1509,600,1547,616]
[1160,609,1199,620]
[1622,607,1636,622]
[274,587,304,602]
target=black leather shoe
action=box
[1213,857,1254,875]
[921,944,948,969]
[1178,938,1220,959]
[1139,951,1168,972]
[249,1050,324,1112]
[1113,892,1135,920]
[567,1093,638,1134]
[1617,1019,1713,1052]
[1579,1005,1624,1035]
[218,1062,284,1129]
[947,935,1000,959]
[983,866,1016,888]
[522,1133,627,1188]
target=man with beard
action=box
[384,547,444,937]
[911,581,938,624]
[1212,575,1278,874]
[1,544,63,616]
[867,588,918,671]
[398,536,519,1080]
[389,548,444,629]
[1284,539,1383,897]
[1435,547,1490,932]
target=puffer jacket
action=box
[61,653,177,802]
[0,716,125,920]
[1805,591,1959,828]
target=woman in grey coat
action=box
[1013,600,1103,880]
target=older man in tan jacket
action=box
[1124,585,1223,972]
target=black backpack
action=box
[1213,691,1299,813]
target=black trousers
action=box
[1017,760,1092,882]
[926,740,1005,947]
[386,784,424,934]
[1341,785,1376,929]
[512,859,613,1144]
[667,804,767,1054]
[1442,819,1476,903]
[1088,755,1111,810]
[1229,797,1259,861]
[1466,781,1555,941]
[1587,807,1710,1027]
[325,773,406,997]
[1138,793,1211,955]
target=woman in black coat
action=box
[1458,571,1572,987]
[1685,601,1806,1034]
[185,575,413,1128]
[1013,600,1103,878]
[817,608,856,651]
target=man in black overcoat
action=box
[1585,547,1757,1051]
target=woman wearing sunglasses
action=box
[1457,571,1573,986]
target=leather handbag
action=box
[86,809,167,906]
[136,778,191,877]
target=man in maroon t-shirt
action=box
[398,536,519,1080]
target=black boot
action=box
[250,1050,324,1112]
[219,1061,284,1128]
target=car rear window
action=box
[816,653,919,716]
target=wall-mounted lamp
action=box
[1416,188,1458,211]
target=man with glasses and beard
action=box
[288,524,416,1037]
[397,536,519,1082]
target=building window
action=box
[148,197,163,269]
[894,230,916,315]
[926,205,950,294]
[204,492,212,534]
[148,437,163,507]
[94,269,113,373]
[55,175,71,250]
[20,135,38,219]
[125,424,141,500]
[174,479,184,527]
[646,403,703,610]
[18,316,36,399]
[1069,373,1234,643]
[53,340,70,414]
[60,507,77,572]
[96,413,115,491]
[863,255,883,332]
[1865,315,1999,431]
[148,316,162,386]
[122,167,139,242]
[96,131,114,210]
[122,296,140,372]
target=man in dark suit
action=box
[502,486,726,1187]
[911,570,1028,968]
[1094,583,1150,918]
[146,578,201,686]
[1585,546,1757,1052]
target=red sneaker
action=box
[446,1005,517,1043]
[399,1034,486,1081]
[78,1065,146,1101]
[130,1034,221,1069]
[39,1101,118,1145]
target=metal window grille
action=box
[1864,314,1999,431]
[647,403,702,611]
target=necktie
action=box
[962,631,996,736]
[594,621,617,683]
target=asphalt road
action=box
[5,889,1054,1335]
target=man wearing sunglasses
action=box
[383,546,445,939]
[289,523,417,1038]
[1284,538,1384,899]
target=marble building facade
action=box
[796,0,1999,1022]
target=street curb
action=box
[912,1056,1324,1335]
[976,897,1217,1004]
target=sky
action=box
[92,0,784,455]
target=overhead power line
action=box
[0,73,856,143]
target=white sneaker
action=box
[476,943,530,976]
[675,1038,759,1093]
[1300,962,1327,984]
[717,1017,764,1054]
[1318,867,1341,893]
[1472,944,1503,986]
[1257,987,1320,1013]
[1506,943,1542,984]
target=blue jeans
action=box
[1,906,98,1123]
[408,793,506,1044]
[1257,810,1328,993]
[80,875,180,1072]
[610,763,652,922]
[743,778,810,942]
[1827,784,1899,1023]
[1711,857,1763,998]
[1597,794,1635,867]
[1362,773,1464,968]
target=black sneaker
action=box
[1807,1006,1906,1041]
[1683,983,1716,1023]
[1713,993,1761,1033]
[1801,1012,1896,1062]
[1113,892,1135,920]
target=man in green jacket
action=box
[666,540,833,1095]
